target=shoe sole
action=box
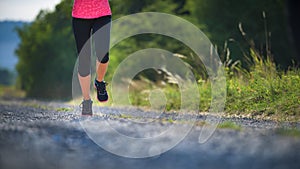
[82,114,93,116]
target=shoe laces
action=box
[96,81,107,94]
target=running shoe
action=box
[94,80,108,102]
[80,99,93,115]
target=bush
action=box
[15,0,76,99]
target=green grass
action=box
[218,121,242,131]
[55,107,72,112]
[225,49,300,122]
[276,127,300,137]
[119,114,133,119]
[127,47,300,122]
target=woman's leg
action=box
[78,74,91,100]
[93,15,111,82]
[96,61,108,82]
[72,18,93,100]
[92,15,111,102]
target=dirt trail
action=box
[0,100,299,169]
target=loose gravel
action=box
[0,99,299,169]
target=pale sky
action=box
[0,0,62,21]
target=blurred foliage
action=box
[0,85,25,99]
[0,67,15,85]
[188,0,297,68]
[15,0,299,99]
[129,45,300,121]
[16,0,75,99]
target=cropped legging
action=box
[72,15,111,77]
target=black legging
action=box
[72,15,111,77]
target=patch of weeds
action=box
[276,127,300,137]
[194,121,207,126]
[167,118,174,123]
[119,114,133,119]
[56,107,72,112]
[218,121,242,131]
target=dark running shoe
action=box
[80,99,93,116]
[94,80,108,102]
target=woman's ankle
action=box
[83,97,91,101]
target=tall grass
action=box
[224,20,300,121]
[128,45,300,122]
[225,48,300,121]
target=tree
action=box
[16,0,76,99]
[286,0,300,65]
[188,0,296,68]
[15,0,298,100]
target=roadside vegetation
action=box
[1,0,299,124]
[127,45,300,122]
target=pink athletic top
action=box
[72,0,111,19]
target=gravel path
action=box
[0,99,299,169]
